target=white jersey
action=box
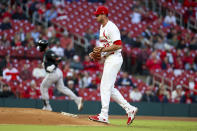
[99,20,122,57]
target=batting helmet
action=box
[36,39,48,52]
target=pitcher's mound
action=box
[0,107,106,126]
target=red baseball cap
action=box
[94,6,108,16]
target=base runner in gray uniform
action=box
[36,40,83,111]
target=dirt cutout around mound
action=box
[0,108,106,126]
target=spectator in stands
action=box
[192,80,197,102]
[181,78,195,104]
[26,38,35,49]
[181,90,193,104]
[64,71,78,86]
[176,39,187,49]
[130,7,141,24]
[32,63,46,78]
[190,35,197,50]
[183,50,194,70]
[0,34,10,47]
[167,34,179,47]
[171,85,185,103]
[53,0,65,7]
[141,38,152,49]
[62,62,72,78]
[56,6,68,21]
[84,29,95,42]
[60,33,75,59]
[37,2,46,19]
[123,32,132,46]
[163,11,176,26]
[130,36,142,48]
[161,56,171,70]
[155,84,169,103]
[19,64,32,81]
[0,55,10,77]
[78,72,92,88]
[11,34,22,47]
[12,6,27,20]
[3,63,20,82]
[185,77,197,103]
[135,48,151,75]
[0,84,15,98]
[94,72,102,85]
[142,26,153,40]
[0,3,6,17]
[47,25,56,39]
[28,80,40,99]
[116,72,135,87]
[158,28,166,39]
[165,44,174,65]
[31,27,40,42]
[60,33,73,49]
[67,80,78,96]
[87,78,98,89]
[29,0,40,16]
[189,77,195,90]
[174,56,184,69]
[70,55,84,70]
[2,5,12,19]
[132,0,144,10]
[0,17,12,30]
[154,35,165,50]
[53,70,78,96]
[44,6,57,23]
[142,86,156,102]
[51,41,64,57]
[192,55,197,71]
[146,51,162,71]
[19,28,27,45]
[120,29,130,44]
[49,33,60,46]
[166,28,177,40]
[83,55,98,71]
[183,6,195,27]
[129,87,142,102]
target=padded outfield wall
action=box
[0,98,196,117]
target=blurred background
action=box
[0,0,197,108]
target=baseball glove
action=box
[93,47,104,53]
[89,47,104,61]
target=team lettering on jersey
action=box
[99,30,110,48]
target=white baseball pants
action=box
[40,68,80,105]
[100,55,135,119]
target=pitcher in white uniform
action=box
[89,6,138,125]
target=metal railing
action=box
[32,12,90,52]
[152,73,173,90]
[52,22,90,52]
[152,73,189,90]
[187,17,197,31]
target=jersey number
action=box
[104,43,110,47]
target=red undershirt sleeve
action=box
[113,40,122,45]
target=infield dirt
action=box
[0,107,106,126]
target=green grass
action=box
[0,119,197,131]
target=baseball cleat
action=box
[89,114,109,124]
[127,107,138,125]
[77,97,84,111]
[42,105,52,111]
